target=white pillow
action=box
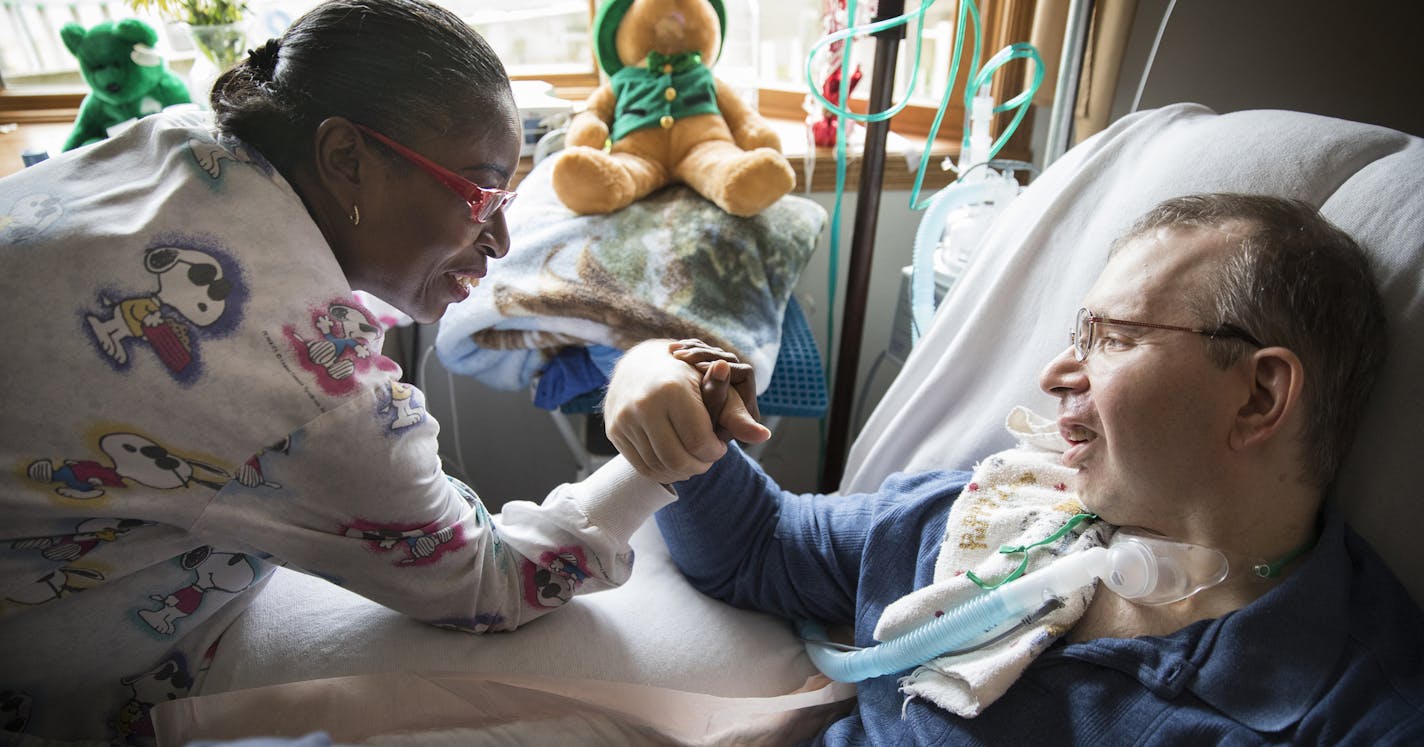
[844,103,1424,606]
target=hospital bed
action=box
[153,103,1424,744]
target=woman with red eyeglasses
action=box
[0,1,678,741]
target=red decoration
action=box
[809,0,869,147]
[812,66,863,147]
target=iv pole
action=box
[820,0,907,492]
[1042,0,1093,168]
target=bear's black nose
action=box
[105,83,121,93]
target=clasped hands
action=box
[604,338,771,484]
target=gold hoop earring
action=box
[349,204,361,227]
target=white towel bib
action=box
[874,406,1113,717]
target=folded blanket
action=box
[434,152,826,397]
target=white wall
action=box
[1111,0,1421,137]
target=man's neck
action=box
[1130,470,1321,569]
[1068,569,1283,642]
[1067,520,1317,643]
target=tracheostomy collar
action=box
[1101,527,1231,605]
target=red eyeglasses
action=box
[354,123,516,224]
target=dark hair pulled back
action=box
[211,0,512,176]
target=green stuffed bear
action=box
[60,18,192,152]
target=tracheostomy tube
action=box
[800,530,1229,683]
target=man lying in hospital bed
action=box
[609,191,1424,743]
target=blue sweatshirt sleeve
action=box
[658,445,970,627]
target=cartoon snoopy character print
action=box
[0,192,62,243]
[188,136,257,181]
[378,381,426,430]
[343,520,463,566]
[113,652,195,743]
[26,431,233,500]
[5,566,106,606]
[304,303,380,380]
[234,436,290,490]
[285,300,398,394]
[11,517,148,562]
[86,245,238,378]
[6,518,146,603]
[522,547,593,608]
[137,546,256,636]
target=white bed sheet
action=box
[163,518,850,743]
[198,519,820,698]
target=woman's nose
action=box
[479,213,511,259]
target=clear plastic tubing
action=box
[803,545,1141,683]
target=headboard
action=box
[843,103,1424,606]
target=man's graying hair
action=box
[211,0,512,178]
[1113,193,1388,489]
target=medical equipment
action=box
[511,80,573,158]
[906,43,1047,344]
[804,0,1043,485]
[928,88,1020,276]
[800,528,1231,683]
[907,158,1022,343]
[802,0,1043,320]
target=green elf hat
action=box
[593,0,727,76]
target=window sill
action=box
[0,120,71,175]
[0,89,85,124]
[767,116,965,194]
[511,115,1026,195]
[3,110,1026,196]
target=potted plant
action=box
[126,0,250,74]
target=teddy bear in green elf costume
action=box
[60,18,192,152]
[551,0,794,217]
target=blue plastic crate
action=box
[559,296,827,419]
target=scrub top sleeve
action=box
[191,380,672,631]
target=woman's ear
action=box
[311,117,366,193]
[1230,346,1305,451]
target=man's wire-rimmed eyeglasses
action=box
[1070,307,1264,362]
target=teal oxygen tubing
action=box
[798,529,1234,683]
[801,0,1045,395]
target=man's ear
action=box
[1230,346,1304,451]
[310,117,368,196]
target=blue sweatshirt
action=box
[660,446,1424,745]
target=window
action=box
[766,0,1040,144]
[3,0,1039,152]
[0,0,597,89]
